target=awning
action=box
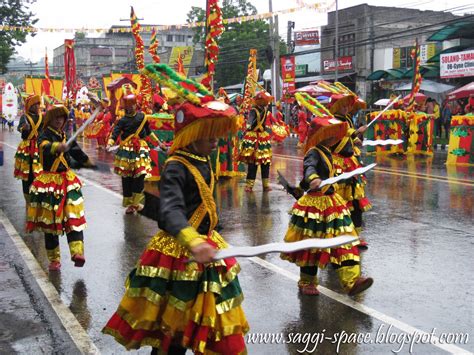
[427,20,474,42]
[366,68,406,81]
[447,82,474,101]
[393,79,454,93]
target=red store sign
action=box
[323,56,353,72]
[295,30,320,46]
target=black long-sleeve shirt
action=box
[110,112,151,142]
[158,151,213,236]
[38,127,89,172]
[18,113,42,140]
[300,145,335,195]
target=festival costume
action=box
[281,117,372,295]
[103,63,248,354]
[269,108,289,143]
[108,100,158,212]
[330,97,372,234]
[297,108,309,146]
[26,105,92,269]
[239,91,273,191]
[13,95,43,200]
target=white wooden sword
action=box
[213,235,358,260]
[363,139,403,146]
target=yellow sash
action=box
[26,113,43,140]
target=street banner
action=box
[440,50,474,79]
[281,56,296,98]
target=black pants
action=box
[22,163,34,195]
[246,163,270,181]
[45,231,84,251]
[121,175,145,198]
[351,199,363,230]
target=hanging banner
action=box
[281,56,296,97]
[169,46,194,77]
[440,50,474,79]
[24,75,63,101]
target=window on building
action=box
[400,46,414,69]
[167,34,173,42]
[338,33,355,57]
[175,34,185,42]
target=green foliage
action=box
[0,0,38,74]
[187,0,287,87]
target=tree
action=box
[0,0,38,74]
[187,0,286,88]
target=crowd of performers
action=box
[12,63,375,354]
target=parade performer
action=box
[14,94,43,203]
[103,63,249,354]
[239,91,273,192]
[297,105,310,148]
[107,85,161,214]
[26,105,94,271]
[269,101,290,143]
[93,99,112,149]
[281,117,373,296]
[328,94,371,247]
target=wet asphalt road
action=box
[0,130,473,355]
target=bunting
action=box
[201,0,224,89]
[148,28,161,63]
[0,3,334,33]
[406,39,422,113]
[130,6,153,114]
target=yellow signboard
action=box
[393,48,401,69]
[169,46,194,77]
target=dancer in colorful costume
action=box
[14,94,43,203]
[26,105,94,271]
[103,63,249,355]
[281,116,373,296]
[239,91,273,192]
[269,101,290,144]
[327,93,371,247]
[107,85,161,214]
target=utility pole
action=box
[269,0,280,114]
[335,0,339,81]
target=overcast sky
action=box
[14,0,474,62]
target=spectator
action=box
[441,101,452,139]
[433,100,441,138]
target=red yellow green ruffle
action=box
[13,139,42,181]
[114,139,152,178]
[27,170,86,235]
[102,230,248,354]
[239,130,272,165]
[281,191,359,268]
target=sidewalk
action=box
[0,215,80,354]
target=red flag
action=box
[42,49,53,96]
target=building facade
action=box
[320,4,458,98]
[53,26,204,79]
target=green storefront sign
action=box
[295,64,308,77]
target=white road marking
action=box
[0,210,100,355]
[2,139,472,354]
